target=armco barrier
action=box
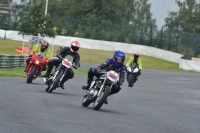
[0,54,28,69]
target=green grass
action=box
[0,67,88,78]
[0,38,199,77]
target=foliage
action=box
[24,0,157,43]
[0,14,9,29]
[165,0,200,33]
[7,0,157,44]
[17,2,56,37]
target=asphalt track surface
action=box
[0,67,200,133]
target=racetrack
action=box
[0,69,200,133]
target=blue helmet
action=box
[113,50,125,67]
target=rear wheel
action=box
[27,67,37,83]
[48,71,63,93]
[93,86,110,110]
[128,73,135,87]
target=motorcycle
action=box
[44,55,76,93]
[126,63,139,87]
[26,52,47,83]
[82,70,119,110]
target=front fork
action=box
[97,79,112,97]
[27,65,39,78]
[60,69,67,83]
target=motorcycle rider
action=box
[42,41,80,89]
[126,52,142,80]
[56,46,62,54]
[24,39,51,72]
[82,50,126,104]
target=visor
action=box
[115,57,123,63]
[71,45,79,51]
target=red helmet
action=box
[41,40,49,51]
[134,52,140,58]
[70,41,80,53]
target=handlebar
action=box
[97,70,107,74]
[57,55,77,69]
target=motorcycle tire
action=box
[45,87,50,92]
[128,73,134,87]
[27,67,37,83]
[48,71,63,93]
[93,86,110,110]
[82,95,91,107]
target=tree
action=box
[165,0,199,33]
[130,0,156,44]
[17,1,56,37]
[11,0,157,43]
[46,0,156,43]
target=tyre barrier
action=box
[0,54,28,69]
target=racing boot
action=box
[82,69,94,90]
[104,98,108,105]
[59,83,65,89]
[81,83,91,90]
[59,76,69,89]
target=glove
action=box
[56,54,62,58]
[73,65,77,69]
[97,69,102,74]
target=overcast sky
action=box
[13,0,181,28]
[149,0,181,28]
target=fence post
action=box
[120,22,123,42]
[168,28,171,51]
[186,33,191,56]
[175,29,179,52]
[149,26,153,46]
[159,27,163,48]
[194,35,199,57]
[93,20,96,39]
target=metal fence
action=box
[48,15,200,57]
[53,18,200,57]
[156,27,200,57]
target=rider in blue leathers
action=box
[82,50,126,104]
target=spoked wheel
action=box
[45,86,50,92]
[48,71,63,93]
[82,95,91,107]
[93,86,110,110]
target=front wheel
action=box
[82,95,91,107]
[27,67,37,83]
[48,71,63,93]
[93,86,110,110]
[128,73,135,87]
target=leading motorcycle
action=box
[44,55,76,93]
[82,70,119,110]
[126,63,139,87]
[26,52,47,83]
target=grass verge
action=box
[0,67,88,78]
[0,38,199,77]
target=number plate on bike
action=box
[107,71,119,82]
[62,59,72,68]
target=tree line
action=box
[1,0,200,50]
